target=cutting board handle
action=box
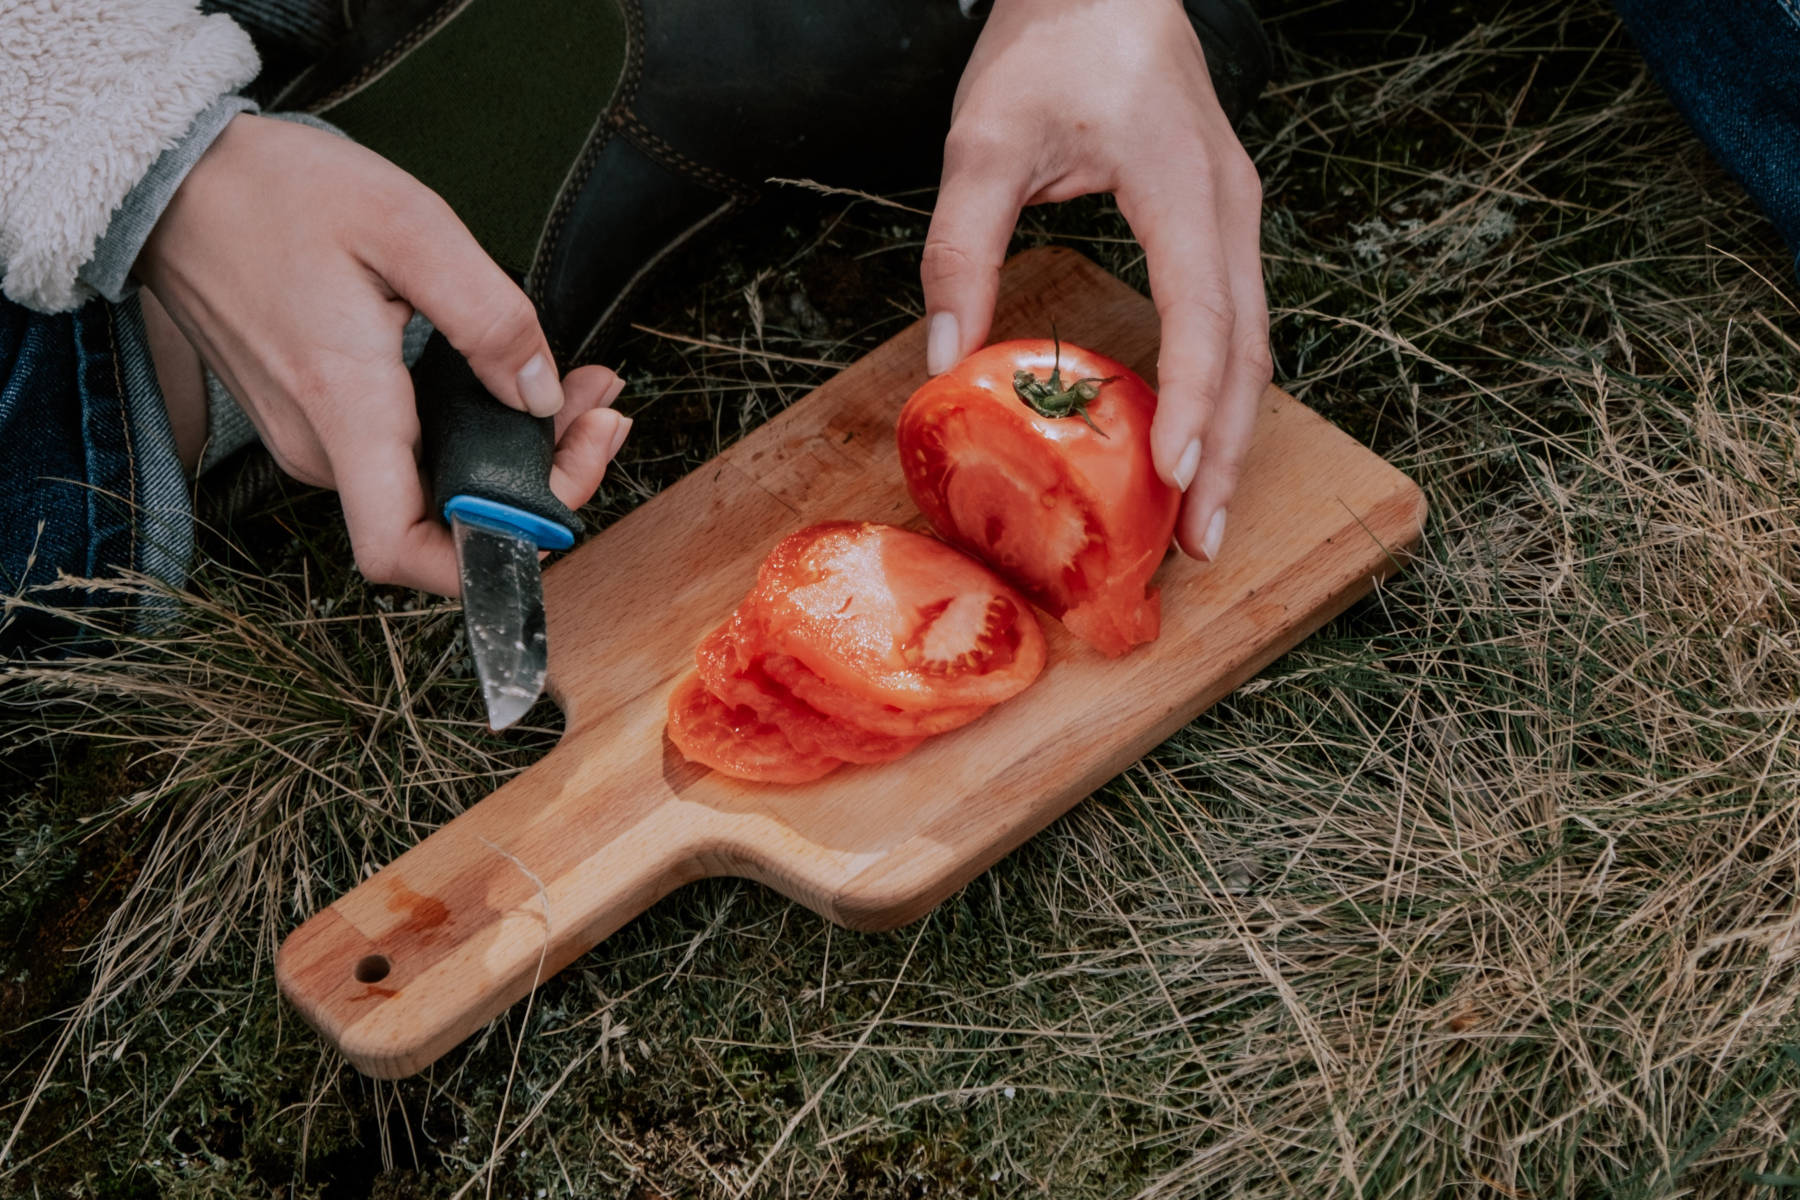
[276,719,708,1078]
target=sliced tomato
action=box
[760,651,989,738]
[744,522,1046,712]
[665,672,842,783]
[708,603,989,737]
[696,619,925,764]
[897,339,1180,657]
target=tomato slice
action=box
[696,619,925,764]
[745,522,1046,712]
[708,603,990,737]
[897,340,1180,657]
[759,651,990,738]
[665,673,842,783]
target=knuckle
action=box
[1209,453,1244,491]
[290,388,337,432]
[281,358,335,407]
[352,540,402,587]
[1165,285,1235,339]
[1154,392,1213,444]
[371,186,451,260]
[1238,339,1274,386]
[392,179,455,230]
[467,289,539,357]
[942,119,1013,170]
[920,238,991,287]
[1225,150,1262,203]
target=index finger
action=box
[327,367,460,597]
[920,129,1033,374]
[369,184,566,420]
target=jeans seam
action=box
[105,307,139,577]
[1780,0,1800,29]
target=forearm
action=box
[0,0,259,312]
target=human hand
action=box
[921,0,1268,562]
[136,113,630,597]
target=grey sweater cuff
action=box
[76,93,259,304]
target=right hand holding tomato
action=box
[921,0,1270,565]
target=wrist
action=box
[138,112,273,295]
[85,97,258,304]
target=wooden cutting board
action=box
[277,247,1427,1078]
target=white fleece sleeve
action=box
[0,0,260,313]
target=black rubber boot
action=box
[277,0,1268,367]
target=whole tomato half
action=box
[897,339,1181,656]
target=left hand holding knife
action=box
[137,113,631,599]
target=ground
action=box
[6,1,1800,1196]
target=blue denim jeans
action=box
[1615,0,1800,269]
[0,294,189,657]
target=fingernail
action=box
[926,312,959,376]
[1173,437,1202,491]
[599,376,627,408]
[517,353,563,417]
[1200,508,1227,561]
[608,414,633,457]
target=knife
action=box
[414,332,583,730]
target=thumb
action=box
[921,140,1028,375]
[372,189,566,418]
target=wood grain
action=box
[276,247,1428,1078]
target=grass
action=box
[6,0,1800,1195]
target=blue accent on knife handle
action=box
[442,494,575,550]
[414,331,583,550]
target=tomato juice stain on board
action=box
[349,986,399,1002]
[383,881,450,938]
[660,724,714,794]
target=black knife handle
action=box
[414,332,582,547]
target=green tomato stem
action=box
[1011,329,1115,435]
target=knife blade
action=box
[414,332,582,730]
[450,510,548,730]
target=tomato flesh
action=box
[759,649,990,738]
[897,340,1180,657]
[665,673,843,783]
[706,609,988,737]
[696,619,924,764]
[747,522,1046,710]
[903,402,1108,612]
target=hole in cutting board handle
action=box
[354,954,391,984]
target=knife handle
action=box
[414,332,583,551]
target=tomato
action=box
[744,522,1046,712]
[759,651,989,738]
[706,604,990,738]
[665,673,843,783]
[666,522,1046,784]
[896,338,1180,657]
[696,618,924,764]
